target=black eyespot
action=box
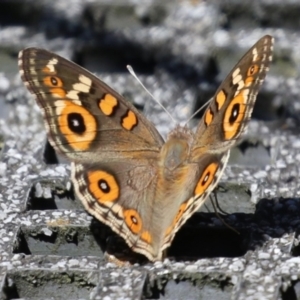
[249,65,255,74]
[229,103,240,124]
[98,179,110,193]
[202,173,210,185]
[131,216,138,224]
[68,113,86,134]
[51,77,58,86]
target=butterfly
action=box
[18,35,274,261]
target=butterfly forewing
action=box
[193,35,274,154]
[18,48,164,164]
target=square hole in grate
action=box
[3,270,98,300]
[281,279,300,300]
[199,182,254,214]
[144,274,232,300]
[23,180,256,262]
[12,225,105,258]
[12,217,251,263]
[167,215,248,260]
[26,179,82,211]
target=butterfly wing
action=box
[18,48,164,164]
[193,35,274,154]
[162,35,274,249]
[19,48,166,261]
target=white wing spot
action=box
[73,82,90,93]
[32,79,40,87]
[72,75,92,94]
[110,203,122,215]
[30,68,37,75]
[232,68,240,79]
[252,47,258,62]
[46,58,58,73]
[243,89,249,98]
[237,79,244,91]
[66,90,79,100]
[55,100,67,115]
[79,75,92,87]
[232,74,242,85]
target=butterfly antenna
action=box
[210,191,240,235]
[127,65,176,124]
[185,97,212,126]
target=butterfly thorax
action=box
[147,126,198,258]
[159,125,194,172]
[160,138,189,171]
[157,126,196,206]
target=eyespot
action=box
[43,75,66,98]
[88,170,119,203]
[43,76,63,88]
[223,92,246,140]
[57,101,97,151]
[247,64,259,76]
[123,209,142,234]
[194,162,218,196]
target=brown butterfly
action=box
[18,35,274,261]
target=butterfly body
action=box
[19,35,273,261]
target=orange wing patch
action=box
[245,64,260,87]
[165,202,188,237]
[204,108,214,126]
[43,75,66,98]
[123,209,143,234]
[216,90,226,111]
[141,231,152,244]
[121,110,138,131]
[99,94,118,116]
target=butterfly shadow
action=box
[89,212,254,264]
[89,196,300,264]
